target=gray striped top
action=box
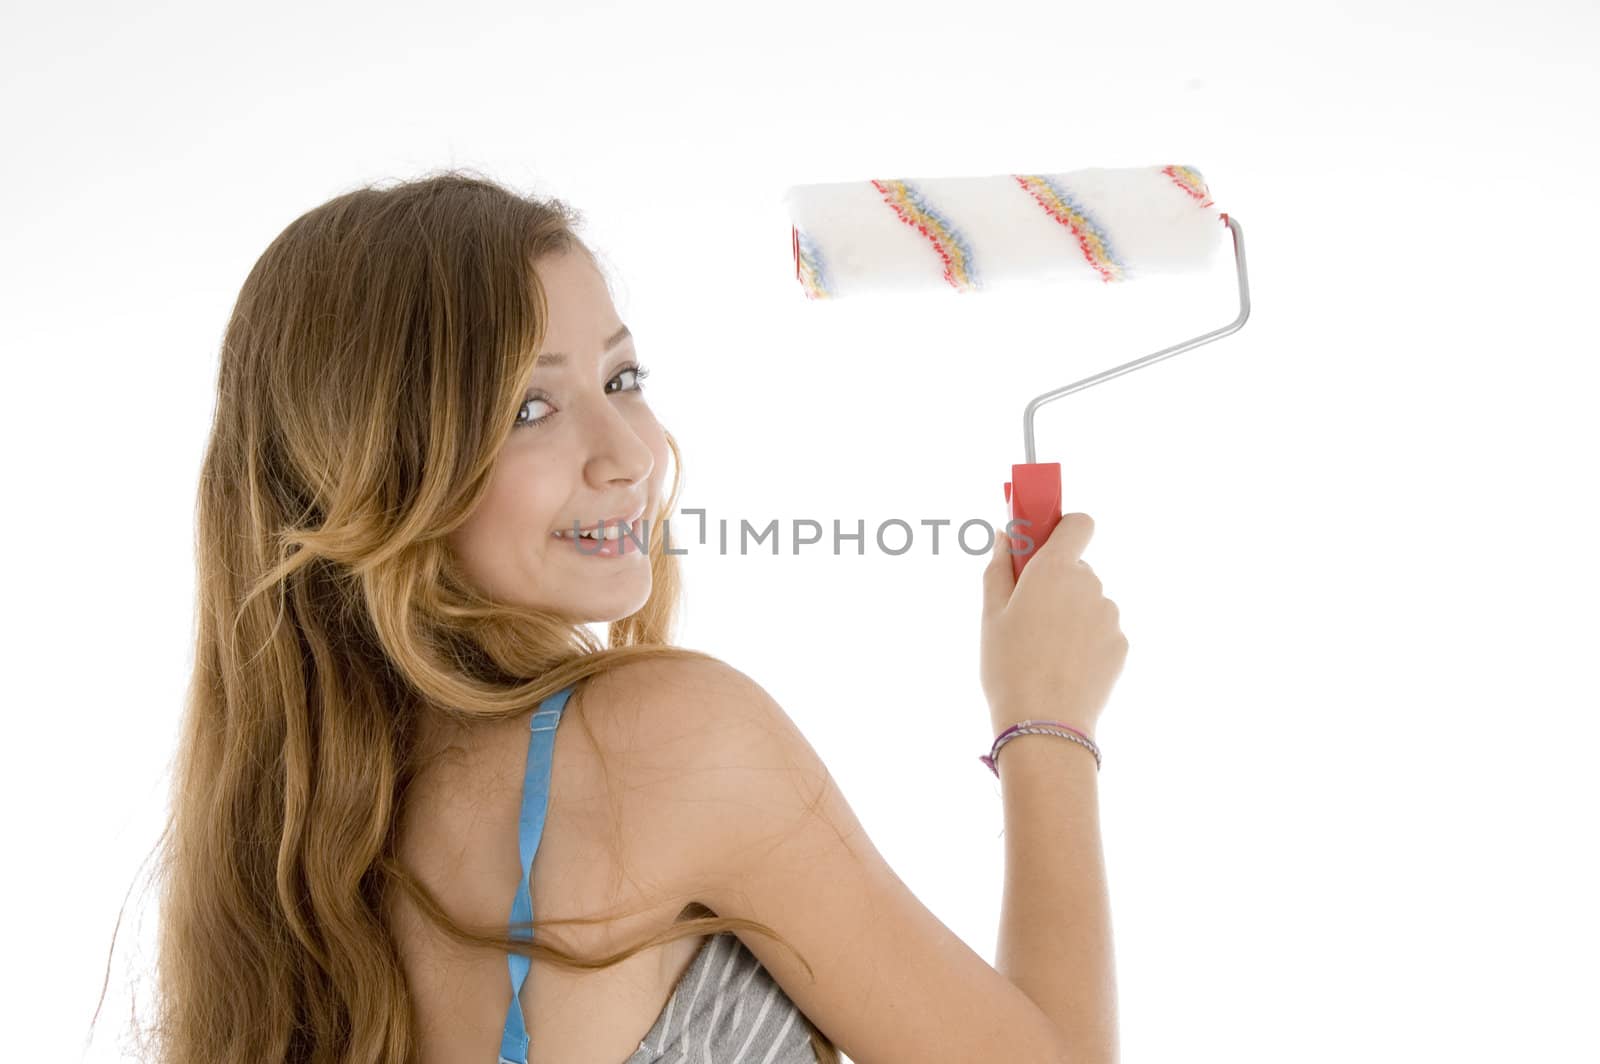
[623,932,820,1063]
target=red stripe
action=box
[1161,165,1211,204]
[872,179,966,291]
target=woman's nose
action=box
[582,403,654,487]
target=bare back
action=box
[387,684,709,1064]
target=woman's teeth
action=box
[554,524,627,541]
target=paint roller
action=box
[782,164,1251,579]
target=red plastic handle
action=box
[1002,463,1062,582]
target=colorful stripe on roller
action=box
[784,164,1224,300]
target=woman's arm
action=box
[996,732,1118,1064]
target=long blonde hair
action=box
[97,170,840,1063]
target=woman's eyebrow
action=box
[536,324,632,367]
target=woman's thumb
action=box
[983,523,1014,614]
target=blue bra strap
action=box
[498,684,577,1064]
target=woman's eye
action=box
[513,395,556,430]
[607,363,651,394]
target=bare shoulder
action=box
[565,653,810,869]
[568,651,771,758]
[562,653,837,903]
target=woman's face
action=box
[447,248,668,624]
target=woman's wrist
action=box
[983,718,1103,775]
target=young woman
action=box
[133,171,1126,1063]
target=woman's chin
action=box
[571,578,653,626]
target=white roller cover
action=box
[784,165,1226,299]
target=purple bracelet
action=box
[981,720,1101,776]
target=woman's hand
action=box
[980,513,1128,737]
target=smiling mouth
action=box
[550,505,648,543]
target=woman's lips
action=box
[549,504,649,556]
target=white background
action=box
[4,1,1596,1061]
